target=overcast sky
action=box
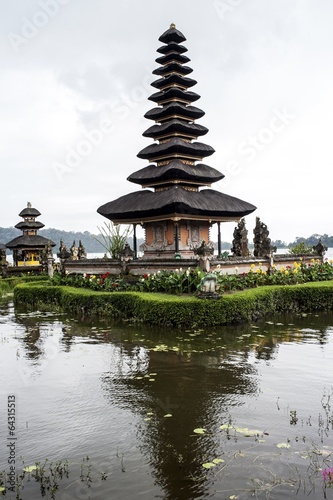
[1,0,333,244]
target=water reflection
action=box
[101,342,259,498]
[1,298,332,499]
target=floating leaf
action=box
[230,496,238,499]
[277,442,290,448]
[212,458,224,464]
[234,427,261,436]
[220,424,233,430]
[193,428,206,434]
[202,462,216,469]
[24,465,38,472]
[149,373,157,376]
[0,487,5,492]
[147,412,154,416]
[164,414,172,418]
[148,379,155,382]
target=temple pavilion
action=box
[6,202,55,267]
[98,24,256,259]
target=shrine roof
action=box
[18,207,41,217]
[5,235,56,249]
[137,138,215,161]
[128,160,224,185]
[98,187,256,223]
[159,25,186,44]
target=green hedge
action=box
[12,280,333,327]
[0,275,49,297]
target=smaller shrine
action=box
[5,202,55,267]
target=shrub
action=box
[13,281,333,328]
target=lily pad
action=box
[202,462,216,469]
[193,428,206,434]
[234,427,261,436]
[277,442,290,448]
[23,465,38,472]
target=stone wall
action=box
[62,253,323,277]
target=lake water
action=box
[0,297,333,499]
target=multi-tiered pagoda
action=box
[6,202,55,267]
[98,24,256,258]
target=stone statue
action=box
[70,240,78,260]
[46,240,54,278]
[312,239,327,256]
[58,240,71,260]
[253,217,277,258]
[78,240,87,260]
[194,240,214,271]
[231,218,249,257]
[0,245,6,265]
[119,243,134,261]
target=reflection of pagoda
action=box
[6,202,55,267]
[98,24,256,258]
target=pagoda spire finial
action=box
[170,22,176,29]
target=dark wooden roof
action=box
[149,88,200,105]
[98,187,256,223]
[128,160,224,186]
[144,103,205,122]
[15,221,45,230]
[155,52,190,65]
[157,42,187,54]
[19,207,41,217]
[151,74,197,89]
[143,119,208,140]
[152,63,193,77]
[137,138,215,162]
[6,235,56,249]
[159,26,186,44]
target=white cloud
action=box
[1,0,333,244]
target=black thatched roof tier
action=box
[157,42,187,55]
[6,235,55,249]
[152,63,192,77]
[144,103,205,122]
[98,187,256,223]
[128,160,224,186]
[143,119,208,140]
[159,26,186,44]
[137,138,215,162]
[149,88,200,105]
[19,207,41,217]
[155,52,190,65]
[15,221,45,230]
[151,74,197,90]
